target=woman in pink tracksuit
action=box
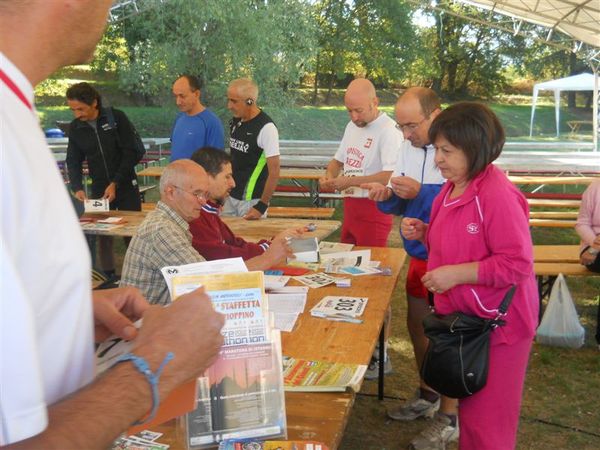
[401,102,539,450]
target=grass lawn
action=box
[38,100,594,142]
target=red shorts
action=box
[406,257,428,299]
[340,197,393,247]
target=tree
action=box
[353,0,417,85]
[99,0,317,106]
[406,0,528,98]
[311,0,353,104]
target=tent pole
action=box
[593,66,598,152]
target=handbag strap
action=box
[497,285,517,315]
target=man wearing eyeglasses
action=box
[363,87,459,450]
[121,159,295,305]
[121,160,211,305]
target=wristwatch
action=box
[587,247,599,256]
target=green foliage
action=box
[105,0,318,106]
[407,1,528,98]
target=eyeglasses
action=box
[395,118,428,133]
[172,185,207,202]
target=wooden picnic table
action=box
[566,120,593,134]
[136,166,326,180]
[145,247,407,450]
[81,210,341,242]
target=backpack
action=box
[105,106,146,163]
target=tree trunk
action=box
[312,53,320,105]
[447,61,458,97]
[326,72,335,105]
[458,29,485,95]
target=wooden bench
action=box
[527,198,581,209]
[566,120,593,135]
[267,206,335,219]
[138,184,157,202]
[141,202,157,212]
[524,192,583,201]
[529,211,579,219]
[529,218,577,228]
[534,261,599,321]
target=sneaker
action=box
[364,355,393,380]
[387,390,440,421]
[408,413,459,450]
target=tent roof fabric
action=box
[534,73,596,91]
[459,0,599,48]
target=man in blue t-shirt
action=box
[170,74,224,161]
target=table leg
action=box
[378,325,385,400]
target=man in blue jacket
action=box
[364,87,459,450]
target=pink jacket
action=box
[575,180,600,250]
[426,164,539,344]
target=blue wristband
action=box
[117,352,174,425]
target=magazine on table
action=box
[182,332,287,449]
[171,271,269,347]
[161,257,248,301]
[282,356,367,392]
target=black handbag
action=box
[420,285,516,399]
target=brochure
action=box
[183,332,287,449]
[282,356,367,393]
[218,440,329,450]
[161,257,248,301]
[171,271,269,347]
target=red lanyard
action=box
[0,68,33,111]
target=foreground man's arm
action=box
[6,288,224,450]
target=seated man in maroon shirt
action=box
[189,147,301,262]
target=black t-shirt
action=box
[228,111,275,200]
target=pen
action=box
[312,312,363,324]
[327,316,363,324]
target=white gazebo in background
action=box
[529,73,598,140]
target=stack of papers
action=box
[320,249,381,275]
[267,286,308,332]
[310,296,368,323]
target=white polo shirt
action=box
[334,112,401,197]
[1,53,95,445]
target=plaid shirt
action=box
[121,201,205,305]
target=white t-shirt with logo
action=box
[334,113,401,197]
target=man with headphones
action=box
[224,78,280,220]
[171,74,224,161]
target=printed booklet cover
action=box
[183,332,287,449]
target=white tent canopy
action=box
[529,73,598,139]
